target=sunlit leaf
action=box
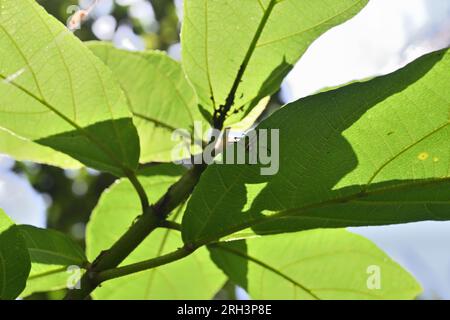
[18,225,87,297]
[88,43,206,163]
[182,0,368,119]
[87,164,226,299]
[0,129,81,169]
[0,0,139,175]
[182,49,450,244]
[209,230,421,299]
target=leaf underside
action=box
[87,164,226,299]
[209,230,421,300]
[182,0,368,121]
[182,48,450,245]
[18,225,87,297]
[0,0,140,176]
[88,43,205,163]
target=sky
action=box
[281,0,450,101]
[0,0,450,299]
[0,156,47,228]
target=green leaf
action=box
[209,230,421,299]
[0,0,139,176]
[88,42,205,163]
[228,96,270,131]
[17,225,87,297]
[87,164,226,299]
[209,240,248,289]
[0,209,31,299]
[182,48,450,245]
[182,0,368,119]
[0,129,81,169]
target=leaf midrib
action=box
[188,113,450,243]
[143,206,185,297]
[218,0,278,113]
[0,23,45,100]
[0,73,129,173]
[203,0,216,109]
[28,266,67,280]
[214,243,320,300]
[190,175,450,246]
[20,229,86,266]
[29,2,78,123]
[0,3,133,174]
[255,0,367,48]
[365,121,450,185]
[103,44,197,143]
[28,248,84,265]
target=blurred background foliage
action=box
[37,0,180,49]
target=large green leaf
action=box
[0,209,30,299]
[0,0,139,176]
[18,225,87,297]
[87,164,226,299]
[182,48,450,245]
[209,230,421,299]
[88,43,204,163]
[182,0,368,120]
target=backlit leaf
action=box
[182,0,368,119]
[0,0,139,176]
[182,49,450,245]
[87,164,226,299]
[209,230,421,299]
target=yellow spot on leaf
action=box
[418,152,429,161]
[433,157,439,162]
